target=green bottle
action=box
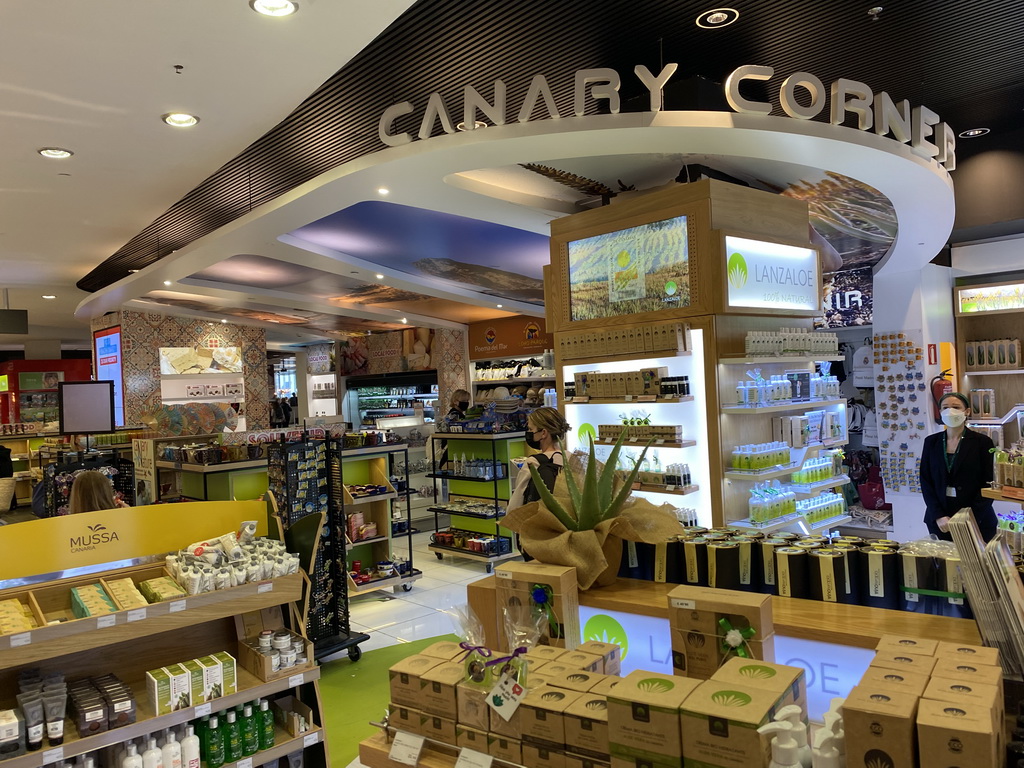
[204,716,224,768]
[257,700,275,751]
[223,711,242,762]
[241,705,259,756]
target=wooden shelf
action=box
[567,395,694,405]
[724,462,801,481]
[633,483,700,496]
[791,475,851,499]
[721,398,846,414]
[430,432,526,441]
[0,571,302,669]
[428,506,504,520]
[562,349,691,366]
[155,459,266,473]
[964,368,1024,376]
[344,491,398,506]
[719,355,845,365]
[428,544,518,563]
[0,667,321,768]
[472,377,556,385]
[595,438,696,449]
[982,487,1024,503]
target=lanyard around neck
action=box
[944,431,962,473]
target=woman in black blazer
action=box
[919,392,996,541]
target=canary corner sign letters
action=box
[378,64,957,171]
[725,236,819,312]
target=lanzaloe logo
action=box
[727,252,748,288]
[583,614,628,660]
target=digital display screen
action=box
[94,326,125,427]
[568,215,689,321]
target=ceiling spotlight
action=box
[127,269,139,274]
[42,295,56,300]
[401,317,408,324]
[455,120,488,132]
[867,6,883,20]
[163,280,172,286]
[38,147,73,159]
[221,318,228,323]
[375,273,384,280]
[249,0,298,16]
[696,7,739,27]
[162,112,200,128]
[496,304,503,308]
[377,187,390,196]
[959,127,990,138]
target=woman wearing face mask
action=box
[919,392,996,541]
[508,407,571,561]
[447,389,471,420]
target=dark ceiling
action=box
[78,0,1024,292]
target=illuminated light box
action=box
[567,215,690,322]
[956,281,1024,315]
[725,235,820,312]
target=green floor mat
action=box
[319,634,460,767]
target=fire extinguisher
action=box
[931,369,953,423]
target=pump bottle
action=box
[812,735,841,768]
[161,731,182,768]
[258,699,275,751]
[142,738,164,768]
[241,704,259,756]
[223,711,242,762]
[758,721,801,768]
[774,705,811,767]
[180,726,200,768]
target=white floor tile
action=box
[350,597,437,631]
[401,579,477,611]
[386,610,460,643]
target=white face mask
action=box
[941,408,966,428]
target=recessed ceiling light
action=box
[163,280,172,286]
[375,273,384,280]
[377,187,390,196]
[401,317,408,324]
[128,269,139,274]
[496,304,503,308]
[42,295,56,300]
[38,147,73,159]
[221,318,228,323]
[958,127,990,138]
[696,7,739,27]
[456,120,488,132]
[249,0,298,16]
[162,112,200,128]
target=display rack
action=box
[470,354,556,403]
[428,431,523,572]
[343,372,438,429]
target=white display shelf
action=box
[808,514,853,532]
[723,462,801,481]
[719,355,845,365]
[790,475,851,499]
[633,483,700,497]
[155,459,266,473]
[344,491,398,506]
[594,438,697,449]
[964,368,1024,376]
[721,398,845,414]
[568,395,694,405]
[562,349,691,366]
[162,396,246,404]
[347,570,422,595]
[473,376,557,385]
[729,512,850,534]
[358,393,436,399]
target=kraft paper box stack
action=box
[666,584,774,680]
[607,670,700,768]
[495,562,580,650]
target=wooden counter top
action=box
[469,576,981,650]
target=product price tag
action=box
[656,439,666,444]
[487,672,526,721]
[258,582,274,594]
[43,747,63,765]
[97,615,116,629]
[194,703,212,718]
[238,759,253,768]
[670,598,695,610]
[10,632,30,647]
[388,732,425,766]
[303,732,319,748]
[455,749,493,768]
[288,673,305,688]
[169,600,187,613]
[494,571,512,579]
[127,608,147,623]
[638,395,657,402]
[623,395,633,401]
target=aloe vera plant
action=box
[526,429,651,532]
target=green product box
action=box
[212,652,237,695]
[196,656,225,700]
[145,668,173,716]
[180,659,207,704]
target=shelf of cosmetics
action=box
[557,321,691,362]
[743,487,848,527]
[964,337,1022,371]
[428,529,513,557]
[564,368,691,402]
[734,373,842,407]
[743,327,840,358]
[428,456,509,482]
[157,441,266,466]
[729,444,844,475]
[472,353,555,380]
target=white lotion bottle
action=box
[161,730,182,768]
[180,726,201,768]
[758,722,801,768]
[812,734,842,768]
[122,743,143,768]
[774,705,812,768]
[142,738,164,768]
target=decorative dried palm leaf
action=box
[519,163,615,197]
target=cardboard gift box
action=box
[563,693,609,759]
[680,681,777,768]
[456,725,488,752]
[420,641,466,661]
[870,650,937,677]
[487,735,522,763]
[387,704,423,735]
[930,656,1004,699]
[457,680,491,732]
[917,698,999,768]
[564,755,609,768]
[388,655,443,709]
[934,641,1000,666]
[875,634,938,656]
[858,667,930,697]
[234,608,314,682]
[418,713,457,745]
[666,585,774,680]
[607,670,700,768]
[711,656,806,716]
[844,685,920,768]
[547,671,608,694]
[521,687,583,749]
[576,641,622,675]
[419,662,466,720]
[496,563,580,650]
[522,743,567,768]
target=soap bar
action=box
[139,577,187,603]
[105,578,148,610]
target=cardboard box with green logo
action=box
[564,754,609,768]
[419,662,465,720]
[496,563,580,650]
[563,694,609,759]
[679,680,777,768]
[548,670,608,694]
[417,713,456,744]
[456,725,488,751]
[577,640,623,675]
[608,670,700,768]
[420,641,465,661]
[487,734,522,763]
[456,680,490,731]
[843,685,919,768]
[521,687,583,749]
[917,698,998,768]
[711,657,806,717]
[388,655,442,709]
[858,666,930,697]
[522,743,567,768]
[387,704,423,735]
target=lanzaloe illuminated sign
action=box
[725,236,819,311]
[957,282,1024,314]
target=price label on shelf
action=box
[169,600,187,613]
[388,732,425,766]
[638,395,657,402]
[655,439,666,444]
[257,582,274,594]
[624,395,633,401]
[43,747,64,764]
[127,608,147,623]
[303,732,320,748]
[10,632,30,647]
[97,615,116,629]
[288,673,305,688]
[455,749,493,768]
[195,703,212,718]
[237,759,253,768]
